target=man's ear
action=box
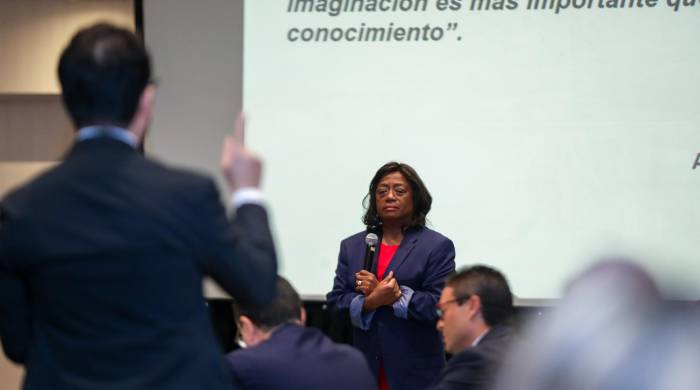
[467,295,483,319]
[300,307,307,326]
[238,315,256,345]
[128,84,156,143]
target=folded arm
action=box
[405,239,456,323]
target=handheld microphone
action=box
[363,233,379,271]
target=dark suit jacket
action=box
[226,324,375,390]
[326,227,456,390]
[431,325,515,390]
[0,138,277,390]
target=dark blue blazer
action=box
[430,325,515,390]
[226,324,375,390]
[0,138,277,390]
[327,227,456,390]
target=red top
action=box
[377,243,399,281]
[377,242,399,390]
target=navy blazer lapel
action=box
[381,228,420,279]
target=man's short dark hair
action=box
[58,23,151,128]
[233,277,301,330]
[447,265,513,326]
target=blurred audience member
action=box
[431,265,515,390]
[493,260,700,390]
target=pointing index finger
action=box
[233,111,246,146]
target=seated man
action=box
[431,265,515,390]
[227,277,375,390]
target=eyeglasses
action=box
[435,295,471,319]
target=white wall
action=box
[143,0,244,298]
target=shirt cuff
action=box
[350,295,376,331]
[230,187,264,208]
[392,285,415,319]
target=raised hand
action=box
[220,112,262,192]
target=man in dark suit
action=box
[0,23,277,390]
[226,277,375,390]
[431,265,515,390]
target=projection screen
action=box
[145,0,700,300]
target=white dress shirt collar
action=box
[76,125,138,149]
[472,328,490,347]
